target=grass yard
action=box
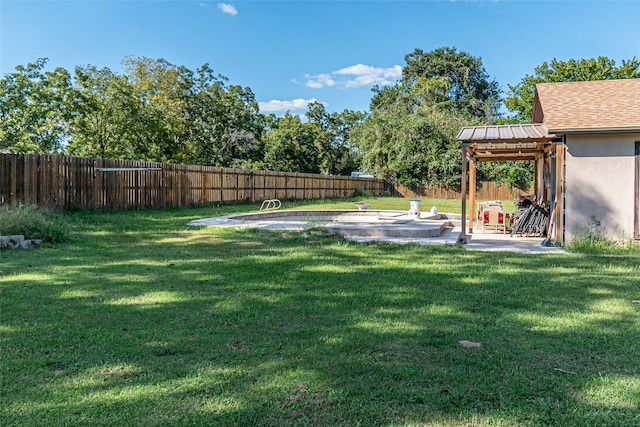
[1,198,639,426]
[285,197,464,213]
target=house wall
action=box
[564,133,640,242]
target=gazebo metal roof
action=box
[457,123,561,162]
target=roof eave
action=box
[549,126,640,135]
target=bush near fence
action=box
[1,154,530,211]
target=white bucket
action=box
[408,199,422,220]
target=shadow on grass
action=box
[1,207,639,426]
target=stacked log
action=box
[510,206,549,237]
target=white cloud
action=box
[260,64,401,115]
[304,73,336,89]
[217,3,237,15]
[334,64,379,76]
[258,98,323,113]
[304,64,402,89]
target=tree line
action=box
[2,48,638,188]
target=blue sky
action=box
[2,0,639,117]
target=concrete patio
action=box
[344,224,565,254]
[189,210,566,254]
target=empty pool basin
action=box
[188,210,461,238]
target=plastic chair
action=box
[483,204,506,234]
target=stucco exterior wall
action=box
[564,133,640,242]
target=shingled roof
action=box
[532,78,640,133]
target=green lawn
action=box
[1,199,639,426]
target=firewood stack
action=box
[510,206,549,237]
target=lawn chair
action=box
[482,204,506,234]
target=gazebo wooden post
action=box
[533,154,540,200]
[537,153,546,204]
[458,144,469,245]
[468,159,476,233]
[554,142,564,243]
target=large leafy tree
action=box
[354,81,483,187]
[1,56,266,166]
[399,47,500,121]
[305,101,366,175]
[0,59,73,153]
[262,113,320,174]
[66,57,264,166]
[121,56,193,163]
[504,56,640,123]
[185,64,264,167]
[358,47,494,186]
[66,65,140,159]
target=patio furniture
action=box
[482,203,506,234]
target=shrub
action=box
[352,187,370,198]
[0,203,69,244]
[567,230,640,255]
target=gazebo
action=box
[457,124,563,244]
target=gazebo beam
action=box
[474,156,537,162]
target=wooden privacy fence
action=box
[1,154,531,211]
[0,154,388,211]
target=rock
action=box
[9,235,25,244]
[0,235,42,249]
[459,340,483,348]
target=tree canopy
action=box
[261,113,320,173]
[358,47,495,187]
[1,57,266,168]
[305,102,366,176]
[400,47,500,121]
[0,57,367,177]
[0,59,72,154]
